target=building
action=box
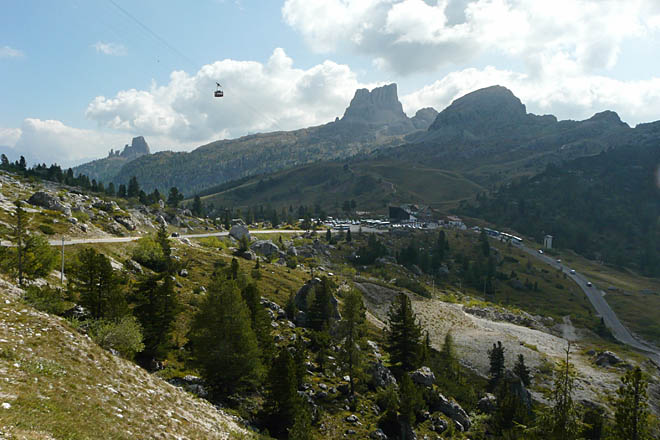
[544,234,553,249]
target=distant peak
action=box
[587,110,626,125]
[341,83,408,125]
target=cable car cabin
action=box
[214,89,224,98]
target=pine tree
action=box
[612,367,651,440]
[192,195,203,217]
[69,248,127,320]
[133,274,179,361]
[513,353,531,387]
[307,277,335,331]
[117,183,127,198]
[264,347,301,437]
[338,289,366,400]
[106,182,115,196]
[288,402,313,440]
[167,186,183,207]
[127,176,140,198]
[398,374,424,427]
[189,277,263,395]
[346,228,352,242]
[537,344,581,440]
[241,282,275,364]
[438,331,459,379]
[326,228,332,243]
[488,341,505,388]
[385,292,423,372]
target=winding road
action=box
[520,244,660,365]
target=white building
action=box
[544,234,553,249]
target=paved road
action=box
[520,244,660,364]
[0,229,306,247]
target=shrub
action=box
[394,277,430,297]
[131,236,165,271]
[38,224,55,235]
[24,285,69,315]
[89,316,145,360]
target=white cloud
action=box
[11,119,126,167]
[92,42,127,56]
[282,0,660,75]
[86,48,375,143]
[0,127,22,147]
[0,45,24,58]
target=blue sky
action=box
[3,0,660,166]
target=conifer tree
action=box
[488,341,506,388]
[167,186,183,207]
[438,331,459,379]
[385,292,423,372]
[307,277,335,331]
[326,228,332,243]
[133,274,179,361]
[612,366,651,440]
[189,277,263,395]
[264,347,301,438]
[338,289,367,400]
[192,195,203,217]
[346,228,352,242]
[288,403,313,440]
[537,344,581,440]
[68,248,127,320]
[398,374,424,427]
[513,353,531,387]
[117,183,127,198]
[241,282,275,364]
[127,176,140,198]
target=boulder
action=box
[293,277,341,326]
[429,416,448,434]
[431,393,471,431]
[595,351,623,367]
[114,215,136,231]
[368,360,397,389]
[240,250,257,261]
[410,366,435,387]
[93,200,119,212]
[229,224,250,241]
[250,240,281,258]
[167,375,209,399]
[156,215,167,225]
[287,246,298,257]
[501,370,532,410]
[477,393,497,414]
[27,191,71,216]
[124,259,143,274]
[179,269,188,277]
[370,429,388,440]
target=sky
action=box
[2,0,660,167]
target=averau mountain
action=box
[74,84,438,194]
[74,136,151,184]
[199,84,643,211]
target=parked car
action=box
[538,249,543,254]
[586,281,593,287]
[570,269,576,274]
[556,259,561,263]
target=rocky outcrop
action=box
[250,240,284,259]
[120,136,150,158]
[293,277,340,326]
[431,393,471,431]
[477,393,497,414]
[368,360,397,389]
[594,351,624,367]
[114,215,136,231]
[463,305,549,330]
[410,366,435,387]
[410,107,439,130]
[27,191,71,216]
[341,84,409,126]
[229,224,250,241]
[501,370,533,410]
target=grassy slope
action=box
[0,286,249,440]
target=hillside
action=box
[196,86,649,215]
[75,84,437,195]
[463,135,660,276]
[73,136,152,184]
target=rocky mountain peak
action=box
[119,136,150,158]
[341,83,408,125]
[586,110,627,126]
[429,85,527,133]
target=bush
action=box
[24,285,69,315]
[38,224,55,235]
[394,277,430,298]
[131,237,165,271]
[73,211,90,223]
[89,316,145,360]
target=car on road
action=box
[556,258,561,263]
[586,281,593,287]
[538,249,543,254]
[570,269,576,274]
[171,232,180,237]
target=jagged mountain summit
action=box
[115,135,151,158]
[75,84,436,194]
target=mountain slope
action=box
[0,279,249,439]
[77,84,436,195]
[74,136,152,184]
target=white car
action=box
[538,249,543,254]
[586,281,593,287]
[570,269,576,274]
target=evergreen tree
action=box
[419,331,432,366]
[480,229,491,257]
[537,344,581,440]
[288,403,313,440]
[241,282,275,364]
[385,292,423,372]
[513,353,531,387]
[133,274,179,361]
[106,182,116,196]
[18,155,26,171]
[0,154,8,167]
[192,195,203,217]
[189,277,263,395]
[68,248,127,320]
[307,277,335,331]
[338,289,367,400]
[326,228,332,243]
[438,331,459,379]
[488,341,506,388]
[138,190,148,205]
[117,183,127,198]
[612,367,651,440]
[127,176,140,198]
[167,186,183,207]
[264,347,301,438]
[310,329,331,373]
[346,228,352,242]
[155,222,173,273]
[398,374,424,427]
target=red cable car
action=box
[214,82,224,98]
